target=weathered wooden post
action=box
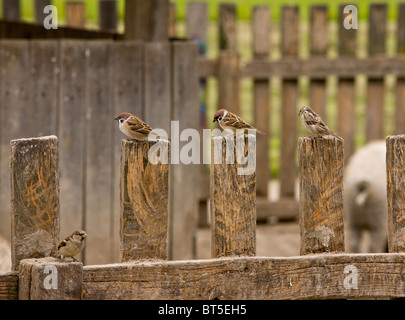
[210,135,256,258]
[120,139,170,261]
[386,135,405,252]
[10,136,60,270]
[298,136,345,254]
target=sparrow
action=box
[298,106,342,139]
[114,112,163,141]
[56,230,87,261]
[213,109,263,135]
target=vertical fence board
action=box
[210,136,256,258]
[58,40,86,260]
[99,0,117,32]
[299,137,345,254]
[35,0,51,24]
[0,40,32,241]
[396,4,405,135]
[2,0,20,21]
[280,6,299,200]
[337,5,357,159]
[170,41,199,260]
[66,1,86,28]
[143,42,171,134]
[120,140,170,261]
[309,5,328,120]
[386,135,405,253]
[10,136,60,270]
[218,51,240,115]
[252,5,270,198]
[219,3,237,52]
[84,41,114,265]
[366,4,387,142]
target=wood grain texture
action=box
[10,136,60,271]
[19,257,82,300]
[386,135,405,253]
[83,253,405,300]
[120,139,170,261]
[210,135,256,258]
[0,271,18,300]
[298,137,345,254]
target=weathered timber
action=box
[19,257,82,300]
[0,272,18,300]
[298,137,345,254]
[386,135,405,253]
[120,139,170,261]
[210,135,256,258]
[10,136,60,271]
[66,1,86,28]
[82,253,405,300]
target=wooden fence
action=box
[1,134,405,300]
[0,1,405,264]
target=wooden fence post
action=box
[395,4,405,135]
[19,257,82,300]
[10,136,60,271]
[120,139,170,261]
[298,137,345,254]
[210,135,256,258]
[386,135,405,252]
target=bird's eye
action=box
[119,119,124,123]
[218,116,222,121]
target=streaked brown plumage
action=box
[298,106,342,139]
[213,109,263,134]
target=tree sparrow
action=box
[57,230,87,261]
[114,112,162,141]
[298,106,342,139]
[213,109,263,134]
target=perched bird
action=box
[114,112,163,141]
[57,230,87,261]
[298,106,342,139]
[213,109,263,135]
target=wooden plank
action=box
[19,258,82,300]
[143,42,171,134]
[10,136,60,271]
[2,0,20,21]
[120,139,170,261]
[83,253,405,300]
[58,40,86,261]
[337,4,357,160]
[84,41,114,265]
[366,4,387,143]
[219,3,237,52]
[386,135,405,253]
[210,135,256,258]
[0,40,31,242]
[0,271,18,300]
[170,41,199,260]
[309,5,328,119]
[66,1,86,28]
[298,137,345,254]
[252,5,270,198]
[395,4,405,135]
[124,0,169,41]
[99,0,117,32]
[279,6,299,201]
[168,2,176,38]
[186,2,207,44]
[35,0,51,24]
[218,51,240,115]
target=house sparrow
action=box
[298,106,342,139]
[57,230,87,261]
[114,112,163,141]
[213,109,263,134]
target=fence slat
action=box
[337,5,357,160]
[120,140,170,261]
[309,5,328,120]
[252,6,270,198]
[366,4,387,142]
[170,41,199,260]
[210,135,256,258]
[2,0,20,21]
[10,136,60,270]
[279,6,299,200]
[66,1,86,28]
[35,0,51,24]
[386,135,405,253]
[84,41,115,265]
[396,4,405,135]
[58,40,86,261]
[219,3,237,52]
[99,0,117,32]
[298,137,345,254]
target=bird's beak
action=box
[82,233,87,238]
[114,117,118,121]
[213,118,216,123]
